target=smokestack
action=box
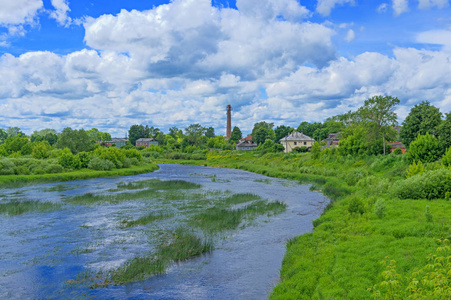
[226,104,232,139]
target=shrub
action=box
[33,168,45,175]
[93,147,126,168]
[129,157,140,166]
[142,151,163,159]
[32,141,52,159]
[0,158,15,175]
[442,147,451,167]
[374,199,386,218]
[125,148,143,161]
[425,205,433,222]
[348,196,365,215]
[406,133,441,163]
[45,164,64,174]
[122,158,131,168]
[392,168,451,199]
[58,153,77,169]
[293,146,309,153]
[88,157,115,171]
[406,160,425,178]
[345,170,366,186]
[76,152,91,168]
[393,147,403,155]
[14,165,30,175]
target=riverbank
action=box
[157,151,451,299]
[0,163,159,189]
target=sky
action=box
[0,0,451,137]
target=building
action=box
[239,135,253,142]
[322,132,341,148]
[236,140,258,151]
[136,138,159,147]
[388,141,406,153]
[96,138,128,148]
[226,104,232,139]
[280,132,315,153]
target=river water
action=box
[0,164,329,299]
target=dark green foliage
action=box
[392,168,451,199]
[400,101,442,147]
[184,124,206,146]
[56,127,94,154]
[0,136,31,156]
[406,133,441,163]
[88,157,115,171]
[14,165,30,175]
[76,152,91,168]
[205,126,215,138]
[229,126,242,143]
[438,112,451,151]
[58,152,81,169]
[252,121,276,144]
[128,124,152,145]
[275,125,295,142]
[293,146,309,153]
[393,147,403,155]
[348,196,365,214]
[442,147,451,167]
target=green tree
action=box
[86,128,112,142]
[1,136,30,156]
[6,127,24,137]
[31,129,58,145]
[274,125,294,142]
[357,95,400,155]
[185,124,206,146]
[400,101,442,147]
[229,126,242,143]
[32,141,52,159]
[205,127,215,138]
[406,133,441,163]
[0,128,7,144]
[128,125,151,146]
[252,122,275,145]
[56,128,94,154]
[437,112,451,152]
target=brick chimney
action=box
[226,104,232,139]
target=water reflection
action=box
[0,164,328,299]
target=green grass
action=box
[107,229,213,285]
[191,199,287,232]
[0,200,61,216]
[0,163,159,189]
[157,151,451,299]
[122,212,175,227]
[114,179,201,191]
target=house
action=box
[136,138,158,147]
[322,132,341,148]
[96,138,128,148]
[280,132,315,153]
[388,141,406,153]
[236,140,258,151]
[239,135,253,142]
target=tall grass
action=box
[114,179,201,191]
[0,200,61,216]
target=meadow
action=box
[156,150,451,299]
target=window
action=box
[294,142,297,145]
[304,142,307,145]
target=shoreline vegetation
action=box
[0,163,159,189]
[155,150,450,299]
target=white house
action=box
[280,132,315,153]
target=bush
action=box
[392,168,451,199]
[374,199,386,218]
[125,148,143,161]
[393,148,403,155]
[406,133,441,163]
[345,170,366,186]
[142,151,163,159]
[32,141,52,159]
[442,147,451,167]
[45,164,64,174]
[348,196,365,215]
[406,160,425,178]
[293,146,309,153]
[93,147,126,168]
[76,152,91,168]
[14,165,30,175]
[88,157,115,171]
[33,168,45,175]
[58,153,77,169]
[0,158,15,175]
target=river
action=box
[0,164,329,299]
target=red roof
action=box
[240,135,253,142]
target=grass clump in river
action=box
[114,179,201,191]
[0,200,61,216]
[108,228,213,285]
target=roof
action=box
[239,135,253,142]
[136,138,157,142]
[388,142,406,149]
[112,138,128,142]
[236,140,257,147]
[280,132,315,142]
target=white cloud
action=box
[345,29,355,42]
[0,0,43,41]
[417,29,451,50]
[392,0,409,16]
[418,0,449,9]
[236,0,310,20]
[377,3,389,13]
[49,0,72,26]
[316,0,355,16]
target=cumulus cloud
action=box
[392,0,409,16]
[49,0,72,26]
[236,0,310,20]
[0,0,43,41]
[316,0,355,16]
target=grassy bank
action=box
[157,151,451,299]
[0,163,159,189]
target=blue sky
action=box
[1,0,451,136]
